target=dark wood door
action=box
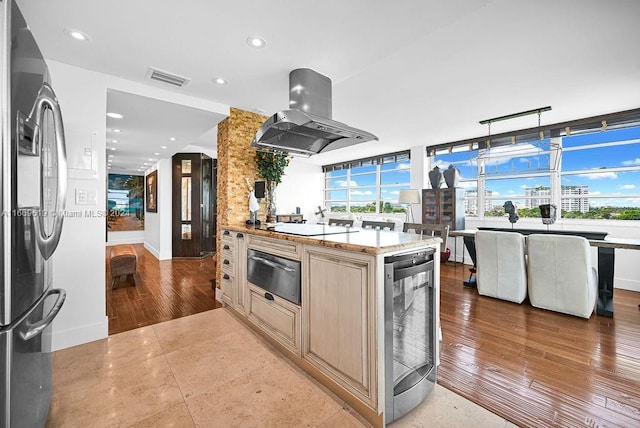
[200,156,215,254]
[172,153,203,258]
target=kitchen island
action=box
[218,223,441,427]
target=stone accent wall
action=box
[216,107,267,288]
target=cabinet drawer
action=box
[220,271,234,306]
[247,235,301,260]
[221,229,235,243]
[247,284,300,354]
[221,241,234,253]
[220,255,235,272]
[221,259,234,276]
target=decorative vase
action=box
[443,164,460,188]
[428,166,442,189]
[265,180,277,223]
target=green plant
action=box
[255,150,290,184]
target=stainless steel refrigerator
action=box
[0,0,68,426]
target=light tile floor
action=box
[47,309,515,427]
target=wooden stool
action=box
[110,245,137,289]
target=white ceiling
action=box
[17,0,640,172]
[105,90,225,174]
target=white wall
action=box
[143,158,172,260]
[410,145,428,223]
[275,158,325,223]
[48,60,229,350]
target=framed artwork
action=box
[146,170,158,213]
[107,174,144,231]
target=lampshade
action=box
[398,189,421,204]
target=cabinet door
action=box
[302,248,376,409]
[234,233,247,314]
[421,189,439,223]
[220,270,234,306]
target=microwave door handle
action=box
[248,255,295,272]
[30,83,68,260]
[19,288,66,342]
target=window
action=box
[427,109,640,220]
[560,126,640,219]
[323,152,410,214]
[431,116,640,221]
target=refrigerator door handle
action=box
[19,288,66,342]
[30,83,68,260]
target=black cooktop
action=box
[271,223,359,237]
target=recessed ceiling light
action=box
[107,112,123,119]
[112,139,119,143]
[154,152,160,156]
[148,158,155,161]
[107,166,111,169]
[169,137,176,141]
[143,162,150,166]
[214,77,227,85]
[112,129,121,133]
[110,147,116,151]
[108,154,114,158]
[255,108,266,114]
[63,28,91,42]
[246,36,266,48]
[161,146,167,149]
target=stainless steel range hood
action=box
[251,68,378,156]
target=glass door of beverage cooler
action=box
[384,249,436,423]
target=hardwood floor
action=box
[106,244,221,335]
[438,261,640,428]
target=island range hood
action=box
[251,68,378,156]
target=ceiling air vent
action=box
[146,67,191,88]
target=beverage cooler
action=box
[384,248,436,422]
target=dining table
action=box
[448,228,640,317]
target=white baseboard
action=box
[106,238,144,246]
[51,316,108,351]
[614,278,640,293]
[143,242,171,260]
[144,242,160,259]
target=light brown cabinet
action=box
[422,188,465,230]
[302,246,377,409]
[247,282,301,354]
[219,229,247,313]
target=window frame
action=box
[323,152,411,215]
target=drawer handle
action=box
[264,292,274,301]
[223,274,230,280]
[223,244,230,250]
[237,233,244,238]
[223,259,230,265]
[223,231,230,236]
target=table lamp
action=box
[398,189,421,223]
